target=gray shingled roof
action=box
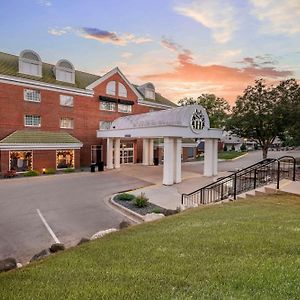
[0,130,82,144]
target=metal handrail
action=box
[182,156,297,206]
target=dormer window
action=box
[19,50,42,77]
[118,82,127,98]
[55,59,75,84]
[106,81,116,96]
[138,82,156,100]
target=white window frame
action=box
[60,117,74,129]
[118,103,132,113]
[100,102,116,111]
[60,95,74,107]
[24,115,41,127]
[118,82,127,98]
[106,81,116,96]
[24,89,41,103]
[145,89,155,100]
[99,121,112,130]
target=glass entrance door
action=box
[120,142,134,164]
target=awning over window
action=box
[99,96,134,105]
[0,130,83,150]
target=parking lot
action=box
[0,149,299,263]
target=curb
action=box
[231,153,248,160]
[108,195,144,223]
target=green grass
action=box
[218,151,246,160]
[1,194,300,299]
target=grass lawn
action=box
[1,194,300,299]
[218,151,247,160]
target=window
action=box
[19,50,42,77]
[60,117,74,129]
[24,89,41,102]
[55,59,75,84]
[99,121,112,130]
[24,115,41,127]
[56,150,74,169]
[106,81,116,96]
[60,95,74,107]
[145,89,155,100]
[118,104,132,113]
[100,101,116,111]
[118,82,127,97]
[10,151,33,172]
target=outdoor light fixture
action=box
[42,168,46,174]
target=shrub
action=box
[223,145,228,152]
[240,143,247,151]
[119,220,131,229]
[63,168,75,173]
[45,168,56,175]
[23,170,40,177]
[152,208,162,214]
[116,193,135,201]
[134,192,149,208]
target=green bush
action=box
[223,145,228,152]
[152,208,162,214]
[63,168,75,173]
[134,193,149,208]
[116,193,135,201]
[23,170,40,177]
[240,143,247,151]
[45,168,56,175]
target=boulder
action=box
[49,243,65,253]
[0,257,17,273]
[30,249,50,262]
[91,228,118,240]
[77,238,90,246]
[143,213,165,222]
[119,220,131,229]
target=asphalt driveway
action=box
[0,171,150,263]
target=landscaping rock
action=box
[77,238,90,245]
[30,249,50,262]
[49,243,65,253]
[0,257,17,273]
[91,228,118,240]
[119,220,131,229]
[143,213,165,222]
[17,263,23,268]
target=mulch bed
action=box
[113,197,165,216]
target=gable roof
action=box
[0,51,100,89]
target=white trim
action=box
[0,143,82,150]
[0,74,94,97]
[137,99,175,109]
[86,67,143,100]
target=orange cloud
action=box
[141,50,293,105]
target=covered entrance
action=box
[97,105,222,185]
[120,142,134,164]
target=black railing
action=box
[181,156,297,207]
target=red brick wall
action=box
[0,73,161,170]
[0,151,9,173]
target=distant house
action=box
[221,132,257,151]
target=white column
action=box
[143,139,149,165]
[174,138,182,183]
[106,138,114,169]
[163,137,175,185]
[114,138,120,169]
[204,138,218,176]
[148,139,154,165]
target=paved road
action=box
[0,171,150,263]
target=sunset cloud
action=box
[80,27,152,46]
[250,0,300,35]
[174,0,237,43]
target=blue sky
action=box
[1,0,299,104]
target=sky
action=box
[0,0,299,105]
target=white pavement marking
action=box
[37,209,60,244]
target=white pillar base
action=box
[106,138,114,169]
[114,138,120,169]
[142,139,149,165]
[204,138,218,176]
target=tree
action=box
[178,94,230,128]
[227,79,300,159]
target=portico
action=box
[97,105,223,185]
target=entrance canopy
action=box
[97,105,222,139]
[97,105,223,185]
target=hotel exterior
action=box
[0,49,183,174]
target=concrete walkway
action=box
[280,181,300,195]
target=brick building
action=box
[0,49,178,174]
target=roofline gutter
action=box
[137,99,176,109]
[0,143,83,150]
[0,74,94,97]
